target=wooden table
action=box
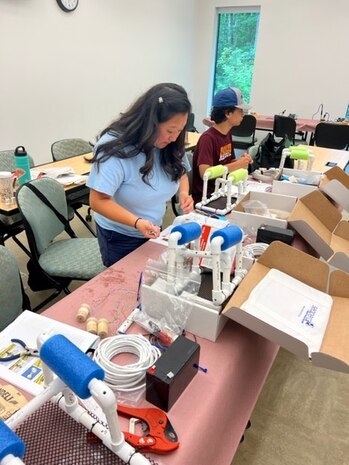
[185,131,201,151]
[0,153,93,216]
[300,145,349,172]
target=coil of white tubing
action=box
[93,334,161,392]
[243,242,269,259]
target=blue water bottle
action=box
[14,146,31,185]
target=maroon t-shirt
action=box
[192,127,236,204]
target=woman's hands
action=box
[178,192,194,213]
[135,218,161,239]
[178,173,194,214]
[90,189,161,239]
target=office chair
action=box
[0,245,30,330]
[185,113,198,132]
[312,122,349,150]
[273,115,296,144]
[16,177,105,312]
[231,114,257,150]
[171,152,193,217]
[0,149,34,257]
[247,144,260,160]
[51,138,96,236]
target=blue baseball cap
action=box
[212,87,251,110]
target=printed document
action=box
[241,269,332,355]
[0,311,99,396]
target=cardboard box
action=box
[288,190,349,272]
[319,166,349,211]
[230,191,297,230]
[272,179,317,198]
[223,241,349,373]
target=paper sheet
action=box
[0,311,99,396]
[241,268,333,355]
[31,168,87,186]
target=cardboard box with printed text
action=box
[223,241,349,373]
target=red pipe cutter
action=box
[117,405,179,454]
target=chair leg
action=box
[171,195,180,217]
[11,236,32,258]
[31,288,64,313]
[74,209,96,237]
[86,207,92,222]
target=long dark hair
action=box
[93,83,191,184]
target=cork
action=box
[97,318,109,338]
[86,317,98,334]
[76,304,90,323]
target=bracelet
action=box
[134,217,142,229]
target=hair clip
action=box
[158,97,164,103]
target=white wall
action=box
[0,0,196,163]
[1,0,348,163]
[192,0,349,132]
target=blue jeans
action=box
[96,224,148,267]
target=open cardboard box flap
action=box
[222,241,349,373]
[320,166,349,211]
[288,190,349,272]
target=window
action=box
[213,8,260,104]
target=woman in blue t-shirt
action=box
[87,82,193,266]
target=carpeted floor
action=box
[231,348,349,465]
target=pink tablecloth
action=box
[256,115,319,133]
[43,241,278,465]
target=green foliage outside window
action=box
[213,12,260,104]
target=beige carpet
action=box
[232,348,349,465]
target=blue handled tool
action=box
[0,338,39,362]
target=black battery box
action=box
[145,335,200,412]
[256,225,295,245]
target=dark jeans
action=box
[96,223,148,267]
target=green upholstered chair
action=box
[51,138,95,236]
[16,177,105,311]
[247,144,260,159]
[0,245,30,330]
[51,138,93,162]
[0,149,35,256]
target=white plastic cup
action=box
[0,171,15,204]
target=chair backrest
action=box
[185,113,197,133]
[231,114,257,138]
[247,144,260,159]
[51,138,93,161]
[273,115,296,142]
[16,178,69,255]
[313,123,349,150]
[0,149,35,171]
[0,245,25,330]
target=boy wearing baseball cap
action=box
[192,87,252,204]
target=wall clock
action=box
[56,0,79,13]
